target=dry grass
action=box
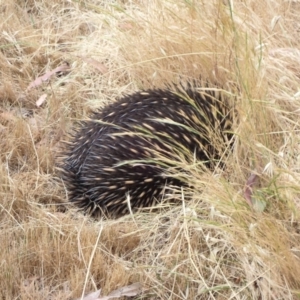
[1,0,300,299]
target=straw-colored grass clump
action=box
[1,0,300,299]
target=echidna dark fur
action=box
[59,83,235,217]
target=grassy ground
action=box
[1,0,300,299]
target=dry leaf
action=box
[118,22,134,31]
[99,282,142,299]
[0,111,18,122]
[36,93,47,107]
[81,56,108,74]
[244,172,267,212]
[27,116,40,139]
[76,289,101,300]
[78,283,142,300]
[21,276,43,294]
[244,172,258,206]
[269,47,300,59]
[26,62,70,91]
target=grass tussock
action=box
[1,0,300,299]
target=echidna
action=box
[59,84,235,217]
